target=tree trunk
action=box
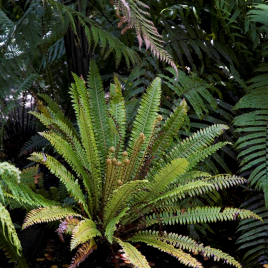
[63,0,90,81]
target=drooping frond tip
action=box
[112,0,178,75]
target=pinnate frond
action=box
[109,77,127,157]
[144,207,261,227]
[22,206,82,229]
[105,208,129,243]
[129,235,203,268]
[70,219,101,250]
[0,203,21,256]
[139,158,188,201]
[104,180,148,225]
[113,0,177,72]
[167,124,228,162]
[151,99,187,157]
[127,78,161,177]
[69,240,96,268]
[115,238,150,268]
[28,153,90,216]
[87,61,112,166]
[131,231,242,268]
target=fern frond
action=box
[0,203,21,256]
[143,207,261,227]
[20,134,48,156]
[115,238,150,268]
[0,229,29,268]
[87,61,112,166]
[70,219,101,250]
[104,180,149,225]
[237,194,268,266]
[105,208,129,244]
[22,206,82,229]
[38,93,79,140]
[159,69,218,118]
[127,77,161,179]
[233,108,268,207]
[131,231,242,268]
[138,158,188,201]
[70,81,101,212]
[187,141,231,171]
[166,124,228,162]
[109,76,126,157]
[151,99,187,157]
[149,180,213,204]
[113,0,177,72]
[40,131,90,189]
[69,239,96,268]
[129,235,203,268]
[28,153,90,217]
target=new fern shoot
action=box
[22,61,260,268]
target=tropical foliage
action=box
[1,0,268,267]
[21,62,260,268]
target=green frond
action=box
[130,231,242,268]
[143,207,261,227]
[166,124,229,162]
[233,109,268,207]
[105,208,129,244]
[70,82,101,212]
[70,219,101,251]
[129,235,203,268]
[236,194,268,266]
[37,93,79,140]
[115,238,150,268]
[0,230,29,268]
[40,131,90,191]
[22,206,82,229]
[159,69,218,118]
[149,180,213,204]
[104,180,149,225]
[151,99,187,157]
[127,77,161,179]
[109,76,126,157]
[186,141,231,171]
[28,153,90,217]
[1,162,55,208]
[206,175,247,191]
[248,4,268,27]
[138,158,188,202]
[87,61,112,166]
[20,164,40,190]
[0,203,21,256]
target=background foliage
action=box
[1,0,268,267]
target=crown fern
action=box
[22,61,259,268]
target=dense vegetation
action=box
[1,0,268,267]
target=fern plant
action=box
[22,61,260,268]
[236,193,268,267]
[0,162,56,268]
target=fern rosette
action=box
[22,61,260,268]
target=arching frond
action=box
[237,194,268,267]
[115,238,150,268]
[129,235,203,268]
[143,207,261,227]
[22,206,82,229]
[113,0,177,72]
[105,208,129,244]
[131,231,242,268]
[70,219,101,250]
